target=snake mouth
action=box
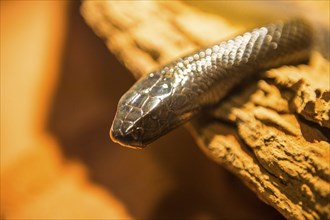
[110,122,146,149]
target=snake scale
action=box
[110,18,316,148]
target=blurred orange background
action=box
[1,1,285,219]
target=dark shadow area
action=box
[47,2,284,219]
[297,115,330,143]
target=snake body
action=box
[110,18,314,148]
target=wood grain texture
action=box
[81,1,330,219]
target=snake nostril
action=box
[132,127,144,141]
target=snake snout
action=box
[110,120,145,149]
[110,127,145,149]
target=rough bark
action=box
[81,1,330,219]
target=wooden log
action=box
[81,1,330,219]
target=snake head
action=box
[110,71,199,148]
[110,98,196,148]
[110,97,174,148]
[110,91,181,148]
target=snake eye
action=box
[132,127,144,141]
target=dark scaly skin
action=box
[110,18,313,148]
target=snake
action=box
[110,18,322,149]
